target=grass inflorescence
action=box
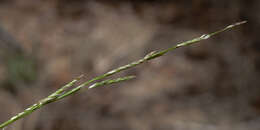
[0,21,246,129]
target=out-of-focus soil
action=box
[0,0,260,130]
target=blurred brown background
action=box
[0,0,259,130]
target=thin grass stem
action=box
[0,21,246,129]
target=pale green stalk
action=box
[88,75,135,89]
[0,21,246,129]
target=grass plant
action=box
[0,21,246,129]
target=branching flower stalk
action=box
[0,21,246,129]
